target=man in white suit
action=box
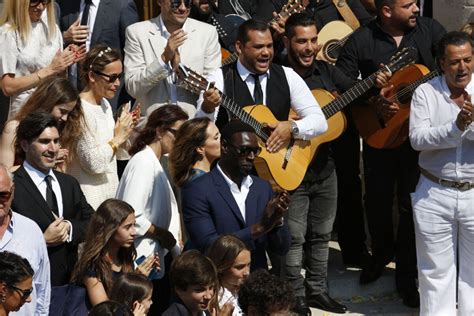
[124,0,221,118]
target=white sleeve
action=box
[195,68,224,121]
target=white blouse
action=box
[0,12,62,118]
[67,98,118,210]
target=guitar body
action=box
[317,21,353,64]
[242,105,311,191]
[353,64,430,149]
[309,89,347,158]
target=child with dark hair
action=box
[163,250,218,316]
[88,301,134,316]
[238,269,295,316]
[110,273,153,315]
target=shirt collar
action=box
[23,161,57,187]
[158,15,170,38]
[440,74,474,99]
[216,163,253,190]
[236,59,271,82]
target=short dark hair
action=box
[437,31,473,61]
[238,269,295,314]
[285,12,317,39]
[374,0,395,12]
[237,19,270,45]
[220,120,256,144]
[0,251,34,288]
[170,250,218,291]
[88,301,133,316]
[110,273,153,311]
[15,112,59,160]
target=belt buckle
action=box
[454,181,471,191]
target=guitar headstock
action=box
[176,64,211,95]
[385,47,418,75]
[275,0,305,22]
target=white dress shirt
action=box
[216,164,253,222]
[0,212,51,316]
[80,0,100,51]
[409,75,474,181]
[196,60,328,140]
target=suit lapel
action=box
[91,0,113,45]
[210,168,246,225]
[53,171,69,219]
[245,177,259,225]
[180,19,196,61]
[148,16,172,99]
[15,166,56,223]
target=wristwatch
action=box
[290,120,299,138]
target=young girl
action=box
[71,199,159,307]
[110,273,153,315]
[207,235,251,315]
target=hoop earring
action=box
[0,295,6,303]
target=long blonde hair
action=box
[0,0,57,43]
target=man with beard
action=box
[336,0,446,308]
[181,121,292,271]
[124,0,221,118]
[409,31,474,316]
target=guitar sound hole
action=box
[396,84,411,106]
[325,40,341,61]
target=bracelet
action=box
[37,71,42,83]
[108,140,118,154]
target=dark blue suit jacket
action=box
[182,167,291,271]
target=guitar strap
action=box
[331,0,360,30]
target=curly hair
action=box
[238,269,295,315]
[0,251,34,288]
[71,199,136,294]
[168,117,212,187]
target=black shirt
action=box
[336,16,446,81]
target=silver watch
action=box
[290,120,299,137]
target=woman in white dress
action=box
[0,0,84,118]
[68,45,136,210]
[207,235,251,316]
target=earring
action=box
[0,295,6,303]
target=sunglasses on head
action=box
[29,0,51,7]
[93,71,123,83]
[171,0,192,9]
[10,285,33,301]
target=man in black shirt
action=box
[336,0,446,308]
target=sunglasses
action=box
[229,144,262,157]
[10,286,33,301]
[171,0,192,10]
[93,71,123,83]
[29,0,51,7]
[0,187,13,203]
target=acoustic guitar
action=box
[309,47,417,159]
[221,0,305,66]
[353,64,440,149]
[316,20,354,64]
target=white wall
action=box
[434,0,474,31]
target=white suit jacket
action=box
[124,16,221,117]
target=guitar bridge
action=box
[282,139,295,169]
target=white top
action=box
[409,75,474,181]
[216,164,253,222]
[67,97,118,210]
[116,146,181,278]
[219,287,243,316]
[0,212,51,316]
[196,60,328,140]
[0,11,62,119]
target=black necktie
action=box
[81,0,93,26]
[251,73,264,105]
[45,175,59,216]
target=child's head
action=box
[207,235,251,292]
[170,250,218,314]
[88,301,133,316]
[110,273,153,314]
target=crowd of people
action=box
[0,0,473,315]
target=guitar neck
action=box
[391,69,440,101]
[322,71,378,119]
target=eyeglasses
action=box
[171,0,192,10]
[93,71,123,83]
[29,0,51,7]
[167,128,179,137]
[0,187,13,203]
[10,286,33,301]
[229,143,261,157]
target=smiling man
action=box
[124,0,221,118]
[409,31,474,316]
[11,112,94,287]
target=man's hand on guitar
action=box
[202,84,221,113]
[270,12,286,41]
[266,121,292,153]
[374,84,399,121]
[375,63,392,88]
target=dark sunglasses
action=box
[171,0,192,10]
[229,144,262,157]
[0,187,13,203]
[93,71,123,83]
[10,286,33,301]
[29,0,51,7]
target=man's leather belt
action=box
[420,168,474,191]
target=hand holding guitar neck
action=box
[456,94,473,131]
[202,82,221,113]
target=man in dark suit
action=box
[181,121,291,271]
[57,0,139,111]
[11,112,94,286]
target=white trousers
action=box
[411,175,474,316]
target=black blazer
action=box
[12,166,94,286]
